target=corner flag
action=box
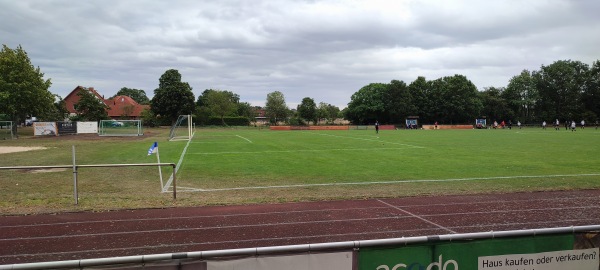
[147,142,158,156]
[147,141,164,189]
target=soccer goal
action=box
[0,121,14,140]
[169,115,194,141]
[98,120,143,136]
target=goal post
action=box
[98,120,143,136]
[169,115,194,141]
[0,121,14,140]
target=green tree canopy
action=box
[112,87,150,105]
[297,97,317,124]
[345,83,387,124]
[0,44,54,135]
[430,75,482,124]
[317,102,340,124]
[265,91,288,125]
[150,69,195,124]
[204,90,238,125]
[479,87,509,121]
[534,60,589,121]
[74,88,109,121]
[385,79,414,124]
[504,70,538,122]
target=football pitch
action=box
[174,128,600,191]
[1,127,599,214]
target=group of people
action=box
[491,119,595,131]
[545,119,591,131]
[492,120,521,129]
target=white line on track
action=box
[177,173,600,192]
[3,200,598,230]
[377,199,458,234]
[4,217,598,260]
[4,204,599,241]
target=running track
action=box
[2,189,600,265]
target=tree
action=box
[0,44,54,136]
[317,102,340,124]
[479,87,509,121]
[534,60,588,121]
[205,90,237,125]
[150,69,195,124]
[408,76,433,123]
[297,97,317,124]
[237,102,255,119]
[265,91,288,125]
[582,60,600,122]
[385,80,415,124]
[112,87,150,105]
[345,83,387,124]
[503,70,538,122]
[429,75,482,124]
[74,88,109,121]
[43,94,69,121]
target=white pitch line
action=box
[309,132,425,148]
[188,147,413,155]
[236,134,253,143]
[177,173,600,192]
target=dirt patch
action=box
[29,168,68,173]
[0,146,47,154]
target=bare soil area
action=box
[0,146,46,154]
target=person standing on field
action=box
[581,120,585,129]
[517,121,521,129]
[554,119,559,130]
[375,120,379,134]
[542,121,547,130]
[571,120,576,131]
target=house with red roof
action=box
[64,86,149,120]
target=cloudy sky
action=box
[2,0,599,108]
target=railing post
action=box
[172,164,177,200]
[72,145,78,205]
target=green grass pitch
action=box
[1,127,599,214]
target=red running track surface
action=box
[1,189,600,265]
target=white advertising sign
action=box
[77,121,98,134]
[207,251,353,270]
[478,248,599,270]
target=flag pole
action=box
[156,146,164,190]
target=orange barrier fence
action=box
[422,124,473,130]
[270,126,350,131]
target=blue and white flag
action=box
[147,142,158,156]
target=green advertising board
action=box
[358,234,599,270]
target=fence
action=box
[0,146,177,204]
[1,225,598,270]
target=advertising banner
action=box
[207,251,353,270]
[77,121,98,134]
[478,248,598,270]
[33,122,57,136]
[57,121,77,135]
[358,234,597,270]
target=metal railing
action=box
[1,225,599,270]
[0,162,177,204]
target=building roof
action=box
[63,86,149,118]
[106,95,149,118]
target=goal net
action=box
[98,120,143,136]
[169,115,194,141]
[0,121,14,140]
